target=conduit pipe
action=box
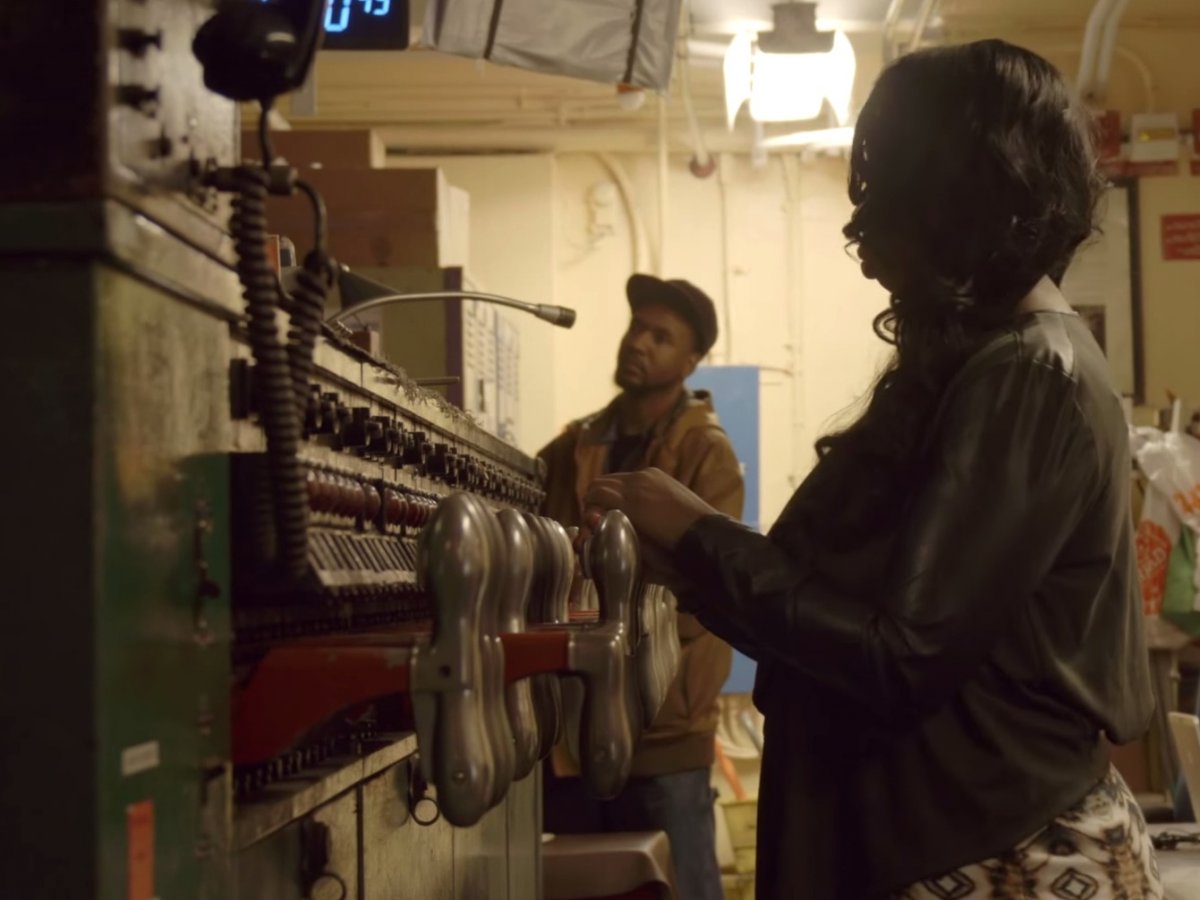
[1077,0,1120,100]
[780,155,806,488]
[676,0,714,177]
[596,153,657,275]
[909,0,939,53]
[678,48,714,177]
[716,154,734,364]
[657,96,669,276]
[1046,42,1156,112]
[882,0,907,63]
[1094,0,1133,101]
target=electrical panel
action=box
[0,3,682,897]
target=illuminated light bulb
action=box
[748,48,827,122]
[724,29,856,127]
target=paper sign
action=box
[1162,214,1200,261]
[127,801,155,900]
[121,741,161,777]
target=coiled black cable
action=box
[287,261,326,419]
[229,164,309,581]
[217,104,333,584]
[286,180,333,424]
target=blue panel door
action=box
[687,365,760,694]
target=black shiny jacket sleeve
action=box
[675,355,1100,722]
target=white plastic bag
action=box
[1135,429,1200,645]
[1136,430,1200,533]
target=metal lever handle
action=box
[412,494,495,827]
[635,584,681,728]
[570,627,633,799]
[479,510,517,808]
[494,509,540,783]
[524,514,566,761]
[545,518,574,625]
[569,510,642,798]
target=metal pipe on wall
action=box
[882,0,907,63]
[376,125,764,156]
[1113,45,1157,111]
[676,0,714,176]
[596,153,657,275]
[1095,0,1133,101]
[677,51,714,175]
[1045,42,1157,112]
[1078,0,1120,99]
[657,95,669,277]
[909,0,940,53]
[716,154,734,364]
[780,154,805,488]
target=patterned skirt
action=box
[894,767,1162,900]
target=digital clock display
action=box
[261,0,410,51]
[322,0,409,50]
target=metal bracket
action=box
[405,755,442,828]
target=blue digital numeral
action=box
[325,0,351,33]
[324,0,390,32]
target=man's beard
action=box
[614,368,677,394]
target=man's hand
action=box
[583,468,718,551]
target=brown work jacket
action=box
[538,390,745,776]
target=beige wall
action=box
[383,150,1200,522]
[1138,176,1200,408]
[388,154,560,457]
[383,150,887,527]
[291,10,1200,492]
[995,30,1200,412]
[552,152,888,529]
[407,150,1200,522]
[941,9,1200,122]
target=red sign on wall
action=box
[1162,214,1200,261]
[126,801,154,900]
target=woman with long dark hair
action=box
[582,40,1160,898]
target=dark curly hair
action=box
[807,39,1105,546]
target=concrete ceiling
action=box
[277,0,1200,155]
[687,0,894,34]
[945,0,1200,19]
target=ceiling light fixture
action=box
[724,2,856,129]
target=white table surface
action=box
[1151,825,1200,900]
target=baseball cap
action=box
[625,274,719,356]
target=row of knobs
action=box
[305,387,542,506]
[307,471,439,531]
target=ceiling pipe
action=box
[678,39,715,176]
[1044,42,1157,111]
[677,0,715,177]
[1077,0,1120,101]
[908,0,940,54]
[1093,0,1133,102]
[882,0,907,63]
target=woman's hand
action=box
[582,468,718,551]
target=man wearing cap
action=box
[538,274,744,900]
